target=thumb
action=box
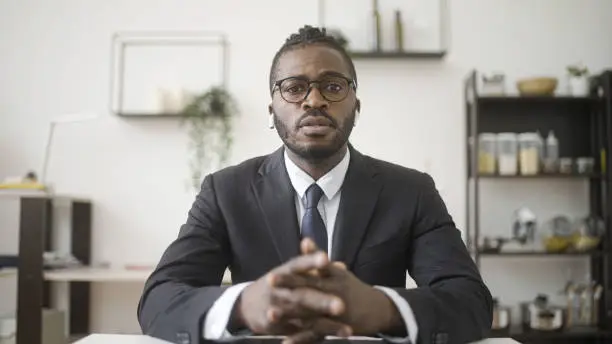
[333,261,347,270]
[300,237,319,255]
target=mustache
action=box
[297,109,338,128]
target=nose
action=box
[301,85,329,111]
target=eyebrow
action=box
[282,70,352,80]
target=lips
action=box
[299,116,334,128]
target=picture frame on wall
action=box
[109,30,229,118]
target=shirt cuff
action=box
[374,286,418,344]
[202,282,253,340]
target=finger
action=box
[263,309,304,335]
[319,261,349,277]
[310,318,352,337]
[272,287,345,317]
[283,319,352,344]
[317,261,347,278]
[300,238,319,255]
[272,251,329,277]
[282,330,321,344]
[300,239,325,277]
[272,264,346,290]
[272,272,312,289]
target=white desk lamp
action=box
[40,113,99,188]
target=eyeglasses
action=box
[272,75,357,103]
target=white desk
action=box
[0,267,233,284]
[74,334,521,344]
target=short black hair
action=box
[269,25,358,95]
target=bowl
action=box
[571,235,601,252]
[517,77,558,96]
[543,235,571,253]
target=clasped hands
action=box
[232,238,402,344]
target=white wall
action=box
[1,0,611,334]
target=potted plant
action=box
[180,86,238,191]
[567,63,590,96]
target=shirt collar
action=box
[284,147,350,201]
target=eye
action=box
[324,82,343,93]
[286,85,306,94]
[282,80,307,94]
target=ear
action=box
[268,104,275,129]
[355,99,361,114]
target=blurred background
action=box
[0,0,611,343]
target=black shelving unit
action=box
[464,69,612,344]
[0,195,94,344]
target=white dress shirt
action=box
[203,148,418,343]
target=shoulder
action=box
[207,154,269,186]
[359,153,435,188]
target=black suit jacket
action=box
[137,145,493,344]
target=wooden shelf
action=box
[492,326,612,340]
[348,50,446,59]
[472,173,601,179]
[476,95,600,104]
[116,112,187,118]
[477,250,604,257]
[0,268,17,278]
[0,191,90,202]
[44,267,155,282]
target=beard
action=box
[274,108,356,162]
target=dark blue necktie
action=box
[302,183,327,253]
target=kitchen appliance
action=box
[521,294,564,331]
[512,207,537,246]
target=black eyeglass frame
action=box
[271,74,357,103]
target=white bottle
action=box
[545,131,559,173]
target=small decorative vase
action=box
[568,76,589,96]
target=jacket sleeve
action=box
[137,174,232,344]
[394,173,493,344]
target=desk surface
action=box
[74,334,521,344]
[0,267,233,284]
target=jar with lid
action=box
[496,133,518,175]
[519,133,541,175]
[478,133,497,174]
[576,157,594,174]
[481,72,506,95]
[559,157,574,174]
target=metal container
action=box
[492,298,511,330]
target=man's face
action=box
[270,44,359,161]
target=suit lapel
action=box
[252,147,301,262]
[331,147,382,268]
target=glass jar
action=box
[559,157,574,174]
[497,133,518,175]
[478,133,497,174]
[518,133,541,175]
[576,157,594,174]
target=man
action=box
[137,25,493,344]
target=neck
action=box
[287,145,348,180]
